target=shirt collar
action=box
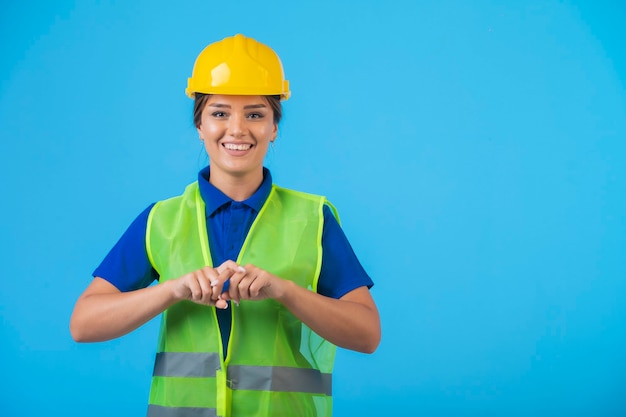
[197,166,273,216]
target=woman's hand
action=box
[70,263,245,342]
[170,266,234,309]
[210,260,286,305]
[208,260,381,353]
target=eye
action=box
[247,112,264,120]
[211,111,227,118]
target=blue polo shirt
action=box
[94,166,373,353]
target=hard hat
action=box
[186,34,290,100]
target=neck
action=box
[209,168,264,201]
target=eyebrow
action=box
[208,103,267,109]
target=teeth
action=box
[224,143,252,151]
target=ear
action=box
[197,127,204,141]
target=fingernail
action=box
[238,266,246,273]
[211,279,219,286]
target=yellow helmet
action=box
[186,34,290,100]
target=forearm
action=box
[277,282,381,353]
[70,278,177,342]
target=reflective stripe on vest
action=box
[153,352,331,395]
[153,352,220,378]
[229,365,332,396]
[148,405,217,417]
[146,182,338,417]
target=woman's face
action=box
[197,95,277,183]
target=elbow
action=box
[362,331,382,354]
[353,327,381,354]
[352,339,380,355]
[69,313,91,343]
[364,316,382,353]
[70,331,86,343]
[362,342,380,355]
[69,320,85,343]
[335,329,380,354]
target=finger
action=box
[225,265,247,294]
[216,260,240,275]
[196,267,222,303]
[215,298,229,309]
[228,266,248,304]
[244,266,273,300]
[210,267,235,300]
[199,266,223,301]
[248,274,264,298]
[228,277,241,304]
[218,263,246,293]
[237,276,255,300]
[195,271,214,304]
[186,275,202,302]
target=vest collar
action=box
[197,166,273,216]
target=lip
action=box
[222,142,254,154]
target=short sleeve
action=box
[92,203,159,292]
[317,205,374,299]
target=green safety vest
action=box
[145,182,338,417]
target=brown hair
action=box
[193,94,283,128]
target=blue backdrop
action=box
[1,1,625,415]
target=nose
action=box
[227,113,246,138]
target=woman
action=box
[70,33,381,417]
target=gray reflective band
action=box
[153,352,220,377]
[147,405,217,417]
[229,365,332,396]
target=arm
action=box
[215,262,381,354]
[70,267,233,343]
[278,282,381,354]
[70,277,177,342]
[71,203,235,343]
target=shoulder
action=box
[273,185,340,222]
[149,182,199,212]
[272,184,324,200]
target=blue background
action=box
[1,1,625,415]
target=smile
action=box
[223,143,253,151]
